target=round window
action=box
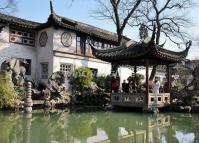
[61,32,72,47]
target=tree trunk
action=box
[117,34,122,46]
[149,65,157,81]
[149,22,160,80]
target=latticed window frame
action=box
[60,63,73,75]
[9,29,35,46]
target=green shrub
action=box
[71,67,93,92]
[135,73,144,87]
[93,75,111,92]
[93,75,106,88]
[0,71,18,109]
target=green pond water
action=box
[0,108,198,143]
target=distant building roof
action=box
[0,13,40,29]
[191,60,199,65]
[39,13,129,42]
[0,6,129,43]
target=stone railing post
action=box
[24,82,33,113]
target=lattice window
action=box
[85,39,91,54]
[60,64,73,74]
[9,29,35,46]
[41,63,48,79]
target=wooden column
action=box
[167,65,171,93]
[145,60,149,107]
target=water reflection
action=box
[0,109,198,143]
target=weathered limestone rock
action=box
[2,58,28,87]
[42,71,71,108]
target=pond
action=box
[0,108,198,143]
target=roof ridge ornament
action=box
[143,37,152,44]
[50,0,54,14]
[125,40,136,48]
[143,25,156,44]
[186,40,192,50]
[159,40,166,48]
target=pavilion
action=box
[90,29,192,110]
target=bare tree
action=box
[93,0,142,46]
[130,0,192,80]
[0,0,17,14]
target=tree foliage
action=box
[171,63,191,89]
[70,67,93,92]
[0,71,18,109]
[93,75,111,92]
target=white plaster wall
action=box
[118,66,166,87]
[0,26,37,80]
[36,27,54,82]
[156,71,166,83]
[87,59,111,76]
[53,29,76,53]
[53,54,111,76]
[118,67,133,86]
[132,67,165,82]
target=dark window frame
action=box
[25,59,31,75]
[40,62,48,79]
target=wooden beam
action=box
[145,60,149,107]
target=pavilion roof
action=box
[90,37,192,66]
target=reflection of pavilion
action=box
[4,110,198,143]
[115,115,170,143]
[65,114,171,143]
[118,128,146,143]
[69,114,171,143]
[90,30,191,110]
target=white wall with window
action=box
[53,54,111,89]
[59,63,73,91]
[0,26,37,80]
[53,29,76,53]
[36,27,54,82]
[53,53,111,74]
